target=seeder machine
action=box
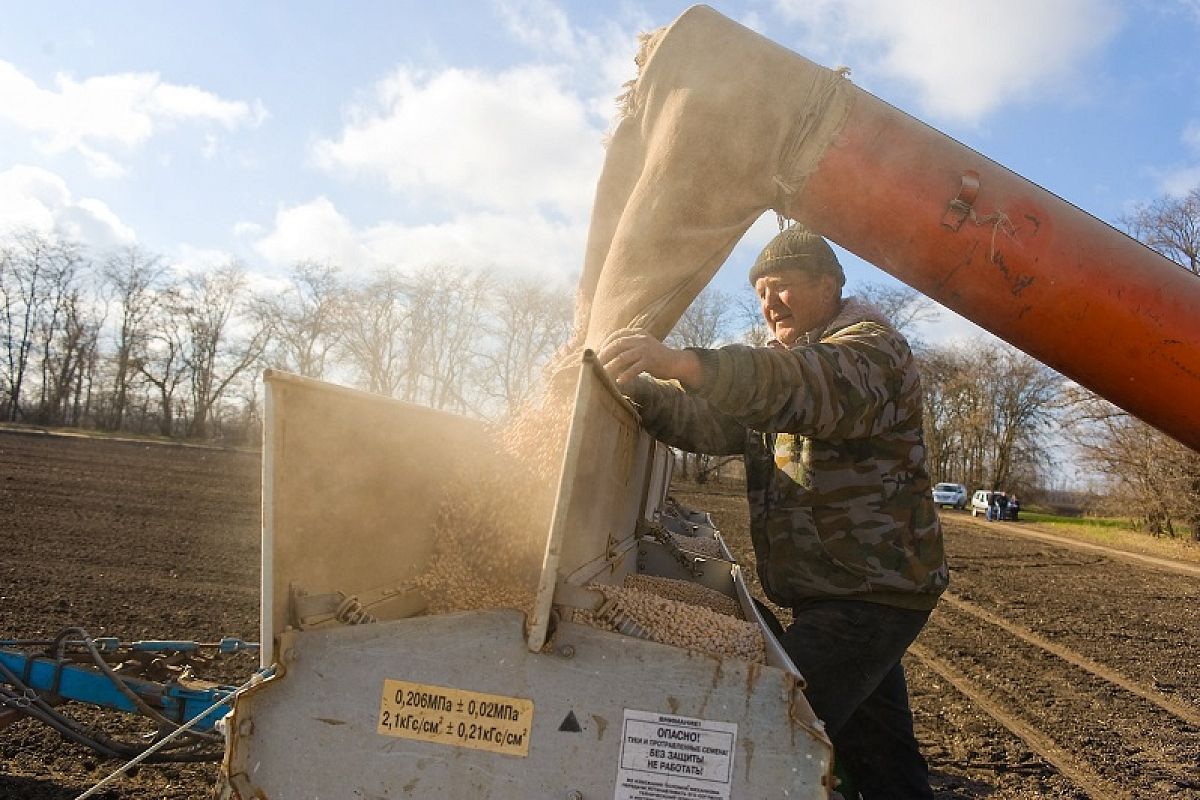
[2,354,835,799]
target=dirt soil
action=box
[2,429,1198,799]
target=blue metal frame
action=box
[0,650,237,732]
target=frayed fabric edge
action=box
[773,67,856,226]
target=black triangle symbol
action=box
[558,710,582,732]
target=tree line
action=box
[0,229,572,443]
[3,187,1197,538]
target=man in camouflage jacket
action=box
[599,223,947,799]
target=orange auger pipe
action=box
[574,5,1200,450]
[789,92,1200,451]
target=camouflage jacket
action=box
[631,298,948,610]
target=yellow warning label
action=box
[377,679,534,757]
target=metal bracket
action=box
[216,771,263,800]
[942,170,980,231]
[551,581,605,613]
[551,581,650,640]
[636,518,704,577]
[288,581,427,629]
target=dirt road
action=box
[2,430,1197,798]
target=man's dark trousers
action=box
[779,599,935,799]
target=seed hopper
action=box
[216,352,833,798]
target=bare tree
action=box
[337,265,493,412]
[986,345,1060,489]
[918,341,1057,494]
[1063,387,1200,539]
[404,266,491,413]
[37,284,102,426]
[478,277,573,415]
[101,245,165,430]
[31,238,90,424]
[667,286,734,349]
[1120,188,1200,274]
[0,230,83,421]
[338,268,410,396]
[855,281,938,342]
[179,262,270,439]
[135,282,192,437]
[918,346,980,486]
[255,260,345,379]
[733,292,771,346]
[70,318,103,427]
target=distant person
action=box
[996,493,1009,521]
[599,222,947,799]
[1008,495,1020,521]
[986,492,998,521]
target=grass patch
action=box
[1018,515,1200,565]
[1020,511,1129,528]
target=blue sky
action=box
[2,0,1199,343]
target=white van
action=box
[931,482,968,509]
[971,490,1012,518]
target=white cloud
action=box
[496,0,578,56]
[254,197,367,269]
[251,196,583,287]
[314,65,605,219]
[170,244,236,278]
[0,165,135,248]
[773,0,1122,124]
[738,10,766,34]
[232,220,266,238]
[362,211,583,284]
[1160,165,1200,197]
[0,59,266,177]
[912,304,997,348]
[1153,120,1200,196]
[494,1,644,121]
[1185,120,1200,151]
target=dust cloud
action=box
[412,389,573,618]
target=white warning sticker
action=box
[614,709,737,800]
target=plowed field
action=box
[2,430,1198,798]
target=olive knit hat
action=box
[748,223,845,288]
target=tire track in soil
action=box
[965,518,1200,579]
[910,515,1200,798]
[940,592,1200,728]
[939,518,1200,714]
[910,643,1124,800]
[922,598,1200,797]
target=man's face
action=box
[754,271,838,347]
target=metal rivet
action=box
[558,645,575,659]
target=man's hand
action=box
[598,328,703,389]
